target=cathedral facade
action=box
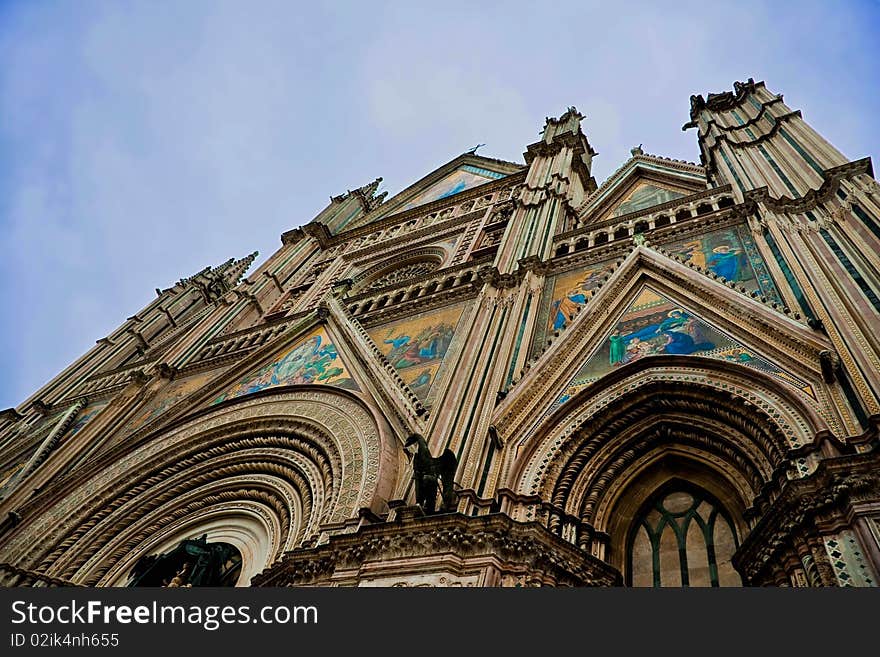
[1,79,879,587]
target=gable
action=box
[121,370,220,437]
[578,156,706,224]
[400,165,506,212]
[211,326,359,405]
[612,183,685,217]
[553,285,814,414]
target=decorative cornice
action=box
[684,77,766,126]
[280,227,305,245]
[331,170,527,245]
[0,409,24,424]
[744,158,873,214]
[252,511,620,586]
[569,184,732,236]
[302,222,332,248]
[30,400,52,415]
[698,97,785,138]
[733,451,880,583]
[577,154,705,219]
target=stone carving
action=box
[368,261,439,290]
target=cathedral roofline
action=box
[576,149,705,217]
[340,151,524,232]
[683,77,781,129]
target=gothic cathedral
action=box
[2,79,879,587]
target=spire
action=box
[539,106,589,145]
[218,251,259,287]
[178,252,258,304]
[685,77,848,196]
[317,177,386,234]
[349,177,385,213]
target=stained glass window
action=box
[628,485,741,587]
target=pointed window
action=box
[628,484,741,587]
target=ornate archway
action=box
[503,357,827,585]
[0,387,399,586]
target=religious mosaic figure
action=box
[706,244,744,281]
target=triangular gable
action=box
[121,370,221,438]
[553,285,815,415]
[494,245,835,442]
[611,182,685,217]
[578,153,705,223]
[211,325,359,405]
[534,223,784,356]
[400,165,506,212]
[362,153,524,226]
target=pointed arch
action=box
[626,478,742,587]
[0,387,400,586]
[498,356,828,577]
[506,355,827,494]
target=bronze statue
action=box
[127,534,241,587]
[405,433,457,513]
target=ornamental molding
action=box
[351,249,446,294]
[733,452,880,583]
[252,511,620,587]
[702,109,802,155]
[684,77,766,126]
[1,389,391,574]
[340,209,479,261]
[578,155,705,217]
[697,97,785,138]
[745,158,873,215]
[332,168,526,245]
[324,296,427,425]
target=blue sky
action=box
[1,0,878,408]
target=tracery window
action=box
[367,261,439,290]
[628,484,741,587]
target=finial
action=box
[467,143,486,155]
[631,144,644,156]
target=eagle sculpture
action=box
[405,433,458,513]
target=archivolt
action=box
[507,358,825,500]
[0,387,398,585]
[545,385,788,524]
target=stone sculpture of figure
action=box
[405,433,457,514]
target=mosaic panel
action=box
[401,166,502,211]
[531,258,617,356]
[212,326,358,405]
[553,286,814,410]
[123,371,217,435]
[368,302,466,404]
[611,182,684,217]
[663,224,782,304]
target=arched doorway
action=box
[127,535,243,587]
[504,359,827,586]
[0,388,400,586]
